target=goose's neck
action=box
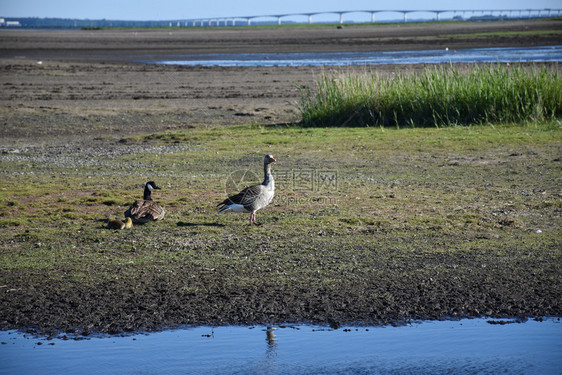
[143,186,153,201]
[263,163,274,187]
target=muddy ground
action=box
[0,20,561,336]
[1,18,561,144]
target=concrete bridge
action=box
[179,9,562,27]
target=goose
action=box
[124,181,165,223]
[218,154,276,225]
[107,217,133,230]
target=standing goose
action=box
[218,154,276,225]
[124,181,165,223]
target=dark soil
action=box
[2,241,559,336]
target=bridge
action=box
[175,9,562,27]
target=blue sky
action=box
[1,0,561,20]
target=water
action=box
[1,318,561,374]
[146,45,562,67]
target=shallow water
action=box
[1,318,561,374]
[146,45,562,67]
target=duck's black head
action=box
[146,181,161,190]
[144,181,161,200]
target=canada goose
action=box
[218,154,276,225]
[107,217,133,230]
[124,181,165,223]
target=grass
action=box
[439,29,562,38]
[0,120,560,329]
[1,122,560,253]
[297,64,562,127]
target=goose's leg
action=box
[252,213,262,226]
[250,213,260,225]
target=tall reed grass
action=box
[297,64,562,127]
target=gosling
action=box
[107,217,133,230]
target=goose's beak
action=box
[270,157,276,163]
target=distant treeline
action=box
[2,17,300,28]
[1,17,182,28]
[1,15,543,29]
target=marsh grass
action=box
[297,64,562,127]
[438,29,562,38]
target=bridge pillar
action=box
[309,15,312,24]
[371,12,375,23]
[278,16,281,25]
[340,13,343,24]
[247,18,251,26]
[403,12,407,22]
[436,12,440,21]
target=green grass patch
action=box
[439,29,562,38]
[297,64,562,127]
[0,122,560,308]
[0,218,29,227]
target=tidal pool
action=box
[147,45,562,67]
[1,318,560,374]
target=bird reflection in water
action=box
[255,326,278,373]
[265,326,277,357]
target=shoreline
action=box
[1,19,561,63]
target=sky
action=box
[1,0,561,21]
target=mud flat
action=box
[1,19,561,143]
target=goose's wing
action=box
[125,200,165,222]
[217,184,264,210]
